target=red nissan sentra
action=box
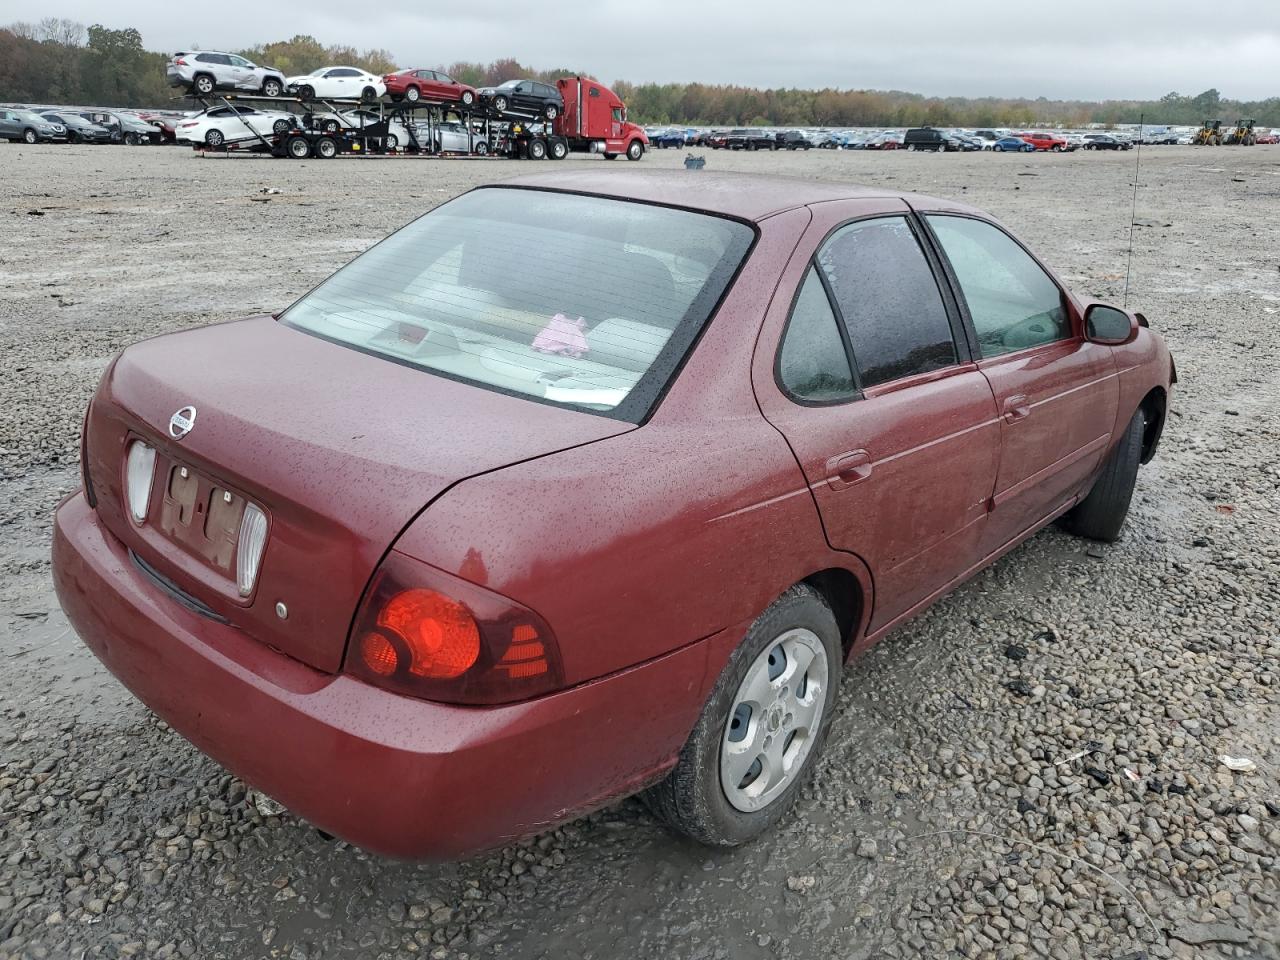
[53,172,1174,858]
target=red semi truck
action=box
[501,76,648,161]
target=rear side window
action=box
[926,216,1068,357]
[818,217,957,388]
[778,267,856,402]
[282,188,754,422]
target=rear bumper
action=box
[52,492,720,860]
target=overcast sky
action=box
[7,0,1280,100]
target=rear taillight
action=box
[175,57,187,65]
[124,441,156,522]
[345,551,563,705]
[236,503,268,596]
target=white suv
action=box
[167,51,286,98]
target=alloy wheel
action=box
[720,628,829,813]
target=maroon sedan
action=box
[53,173,1174,858]
[382,67,476,106]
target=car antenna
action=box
[1122,112,1143,309]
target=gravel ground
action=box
[1,142,1277,960]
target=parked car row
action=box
[0,107,167,144]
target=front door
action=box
[755,202,1002,632]
[920,213,1118,550]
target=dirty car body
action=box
[52,172,1174,859]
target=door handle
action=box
[825,450,872,489]
[1002,394,1032,423]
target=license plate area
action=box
[157,461,246,576]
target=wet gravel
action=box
[1,143,1278,959]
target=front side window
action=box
[282,189,754,421]
[778,267,856,402]
[926,216,1068,357]
[229,55,250,67]
[818,217,957,388]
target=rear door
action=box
[754,201,1001,632]
[920,212,1118,551]
[0,112,15,138]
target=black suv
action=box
[725,129,776,150]
[904,127,954,152]
[477,80,563,120]
[775,130,812,150]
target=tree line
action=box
[2,21,1277,128]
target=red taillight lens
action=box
[345,551,562,705]
[175,57,187,65]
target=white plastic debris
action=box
[1123,768,1142,782]
[253,791,285,816]
[1219,755,1257,773]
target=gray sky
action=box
[8,0,1280,100]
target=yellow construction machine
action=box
[1193,119,1223,145]
[1224,118,1257,145]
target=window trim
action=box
[915,211,1077,360]
[773,211,970,407]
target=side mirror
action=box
[1084,303,1138,345]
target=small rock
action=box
[786,874,817,893]
[1168,922,1250,946]
[856,838,878,859]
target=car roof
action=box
[495,171,979,222]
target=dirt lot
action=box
[1,142,1278,960]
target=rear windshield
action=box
[281,188,754,421]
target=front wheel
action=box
[321,119,340,134]
[626,139,643,161]
[272,119,291,135]
[361,86,377,103]
[298,85,315,102]
[23,128,37,144]
[543,103,559,120]
[262,78,282,97]
[549,139,568,160]
[643,584,841,846]
[492,95,508,113]
[1052,144,1063,152]
[460,90,475,106]
[125,131,141,145]
[385,134,399,151]
[907,143,916,151]
[528,138,547,160]
[1062,409,1145,542]
[405,86,420,103]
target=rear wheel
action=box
[1061,409,1145,542]
[626,139,644,161]
[193,74,215,96]
[528,138,547,160]
[262,77,282,97]
[644,584,841,846]
[286,135,311,159]
[549,139,568,160]
[204,129,225,148]
[315,136,338,159]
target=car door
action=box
[226,55,254,89]
[425,71,449,100]
[920,212,1118,552]
[0,112,15,138]
[754,201,1002,633]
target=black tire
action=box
[361,86,376,103]
[23,128,37,144]
[125,131,141,146]
[315,136,337,159]
[1062,409,1145,542]
[385,134,399,151]
[473,140,488,156]
[193,74,215,96]
[272,119,291,135]
[543,103,559,120]
[549,139,568,160]
[286,135,311,159]
[298,85,315,102]
[626,139,643,161]
[1052,144,1063,152]
[492,95,508,113]
[204,129,224,148]
[603,152,618,160]
[262,77,282,98]
[528,138,547,160]
[460,90,475,106]
[643,584,842,846]
[321,119,339,134]
[405,85,420,103]
[67,131,80,144]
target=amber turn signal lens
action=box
[377,589,480,680]
[360,632,399,676]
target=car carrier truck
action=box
[500,76,648,160]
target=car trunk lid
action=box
[85,316,632,673]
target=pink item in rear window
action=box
[532,313,589,358]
